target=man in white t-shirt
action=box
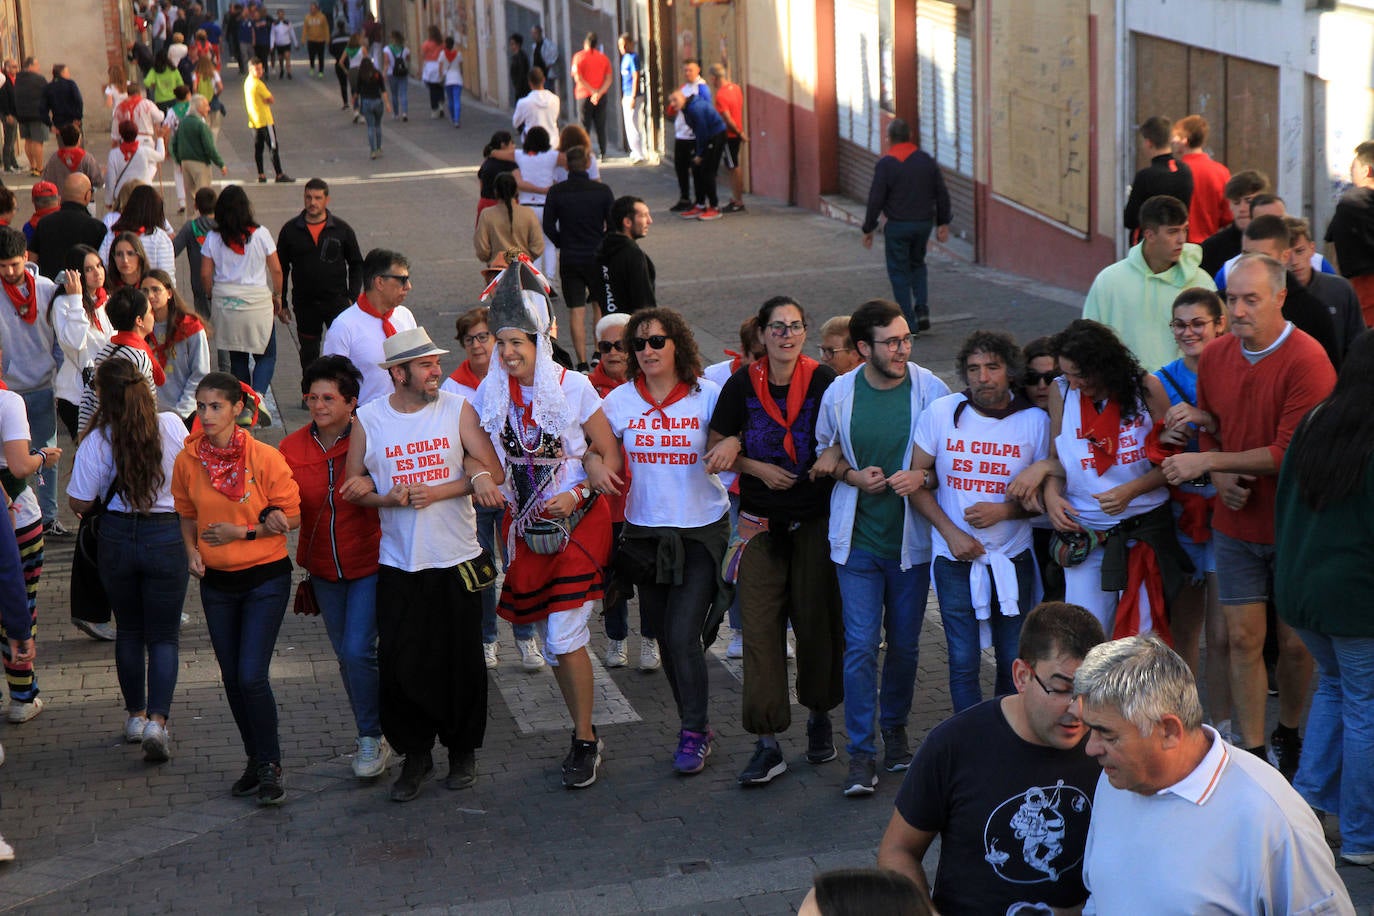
[322,248,418,405]
[813,299,948,797]
[1075,635,1354,915]
[341,327,506,803]
[911,330,1049,716]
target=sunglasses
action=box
[631,335,669,351]
[597,339,626,354]
[1024,370,1061,386]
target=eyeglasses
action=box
[461,331,491,347]
[597,339,626,354]
[1169,318,1216,333]
[1024,370,1061,386]
[766,321,806,337]
[1030,670,1075,697]
[819,346,852,359]
[873,334,916,352]
[380,273,412,286]
[631,335,669,351]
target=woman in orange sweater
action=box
[172,372,301,806]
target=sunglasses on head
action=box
[596,339,626,354]
[1024,370,1061,386]
[632,335,669,351]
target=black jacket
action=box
[30,202,108,280]
[277,210,364,318]
[41,77,82,127]
[596,232,655,314]
[0,80,15,120]
[1124,154,1193,233]
[543,171,614,266]
[13,71,48,123]
[1282,271,1342,369]
[509,50,529,96]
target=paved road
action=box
[0,62,1367,914]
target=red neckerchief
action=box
[447,359,482,389]
[2,270,38,324]
[1079,392,1122,476]
[587,361,623,397]
[724,349,744,373]
[196,426,249,500]
[56,146,86,172]
[508,373,535,428]
[443,48,458,62]
[26,206,57,231]
[118,140,140,162]
[89,287,107,331]
[634,377,690,423]
[356,292,396,337]
[224,224,257,256]
[748,355,817,462]
[149,313,206,367]
[111,329,167,386]
[1115,542,1173,645]
[115,96,143,130]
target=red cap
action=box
[31,181,58,200]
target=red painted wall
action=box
[747,85,795,203]
[978,186,1114,294]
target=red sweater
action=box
[278,423,381,581]
[1198,328,1335,543]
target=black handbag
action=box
[612,533,659,585]
[70,480,118,625]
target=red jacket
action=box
[279,422,381,581]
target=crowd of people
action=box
[0,5,1366,911]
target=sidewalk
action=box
[0,63,1366,913]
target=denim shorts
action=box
[1213,530,1274,605]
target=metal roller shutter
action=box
[917,0,975,244]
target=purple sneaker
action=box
[673,729,713,775]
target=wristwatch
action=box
[244,525,257,541]
[575,484,593,504]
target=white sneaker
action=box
[125,715,149,743]
[352,736,392,779]
[605,639,628,668]
[517,637,546,671]
[7,698,42,724]
[0,834,14,862]
[639,638,661,671]
[482,642,498,669]
[142,722,171,762]
[726,629,744,659]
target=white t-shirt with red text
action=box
[913,393,1049,561]
[602,379,728,529]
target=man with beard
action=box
[812,299,949,796]
[341,327,506,802]
[877,602,1106,914]
[908,330,1050,717]
[597,196,655,313]
[278,179,365,371]
[322,249,419,405]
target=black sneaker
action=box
[562,732,602,789]
[445,749,477,790]
[842,754,878,797]
[390,751,434,801]
[230,759,259,797]
[257,174,268,183]
[668,198,693,213]
[256,763,285,806]
[917,317,932,333]
[737,740,787,786]
[1269,728,1302,783]
[275,174,296,183]
[881,726,912,772]
[806,714,837,764]
[723,201,746,213]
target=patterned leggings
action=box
[0,520,43,702]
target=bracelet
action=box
[258,505,283,524]
[841,467,853,484]
[470,470,492,485]
[29,447,44,469]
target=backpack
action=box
[391,46,408,78]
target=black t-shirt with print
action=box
[894,698,1101,916]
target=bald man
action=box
[29,172,106,279]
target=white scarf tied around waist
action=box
[970,548,1021,649]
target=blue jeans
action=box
[388,76,407,116]
[446,84,462,126]
[933,551,1034,713]
[201,572,290,765]
[835,548,929,757]
[475,503,532,643]
[228,324,277,401]
[19,388,56,524]
[99,514,188,719]
[313,573,381,738]
[360,97,384,152]
[1294,628,1374,856]
[883,219,933,327]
